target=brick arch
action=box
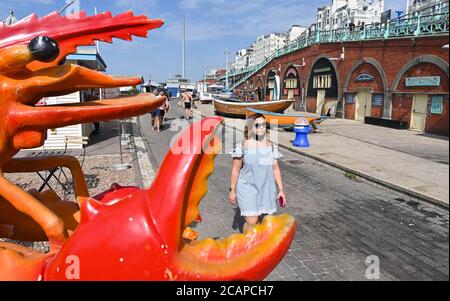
[281,63,301,81]
[264,68,278,86]
[265,69,279,101]
[255,76,264,88]
[344,58,387,93]
[281,64,301,88]
[392,55,449,93]
[254,76,265,102]
[306,54,341,98]
[281,64,301,102]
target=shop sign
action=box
[405,76,441,87]
[372,94,384,106]
[355,73,375,82]
[431,96,444,114]
[314,67,331,73]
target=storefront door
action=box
[316,90,326,114]
[287,89,295,100]
[411,94,428,131]
[355,91,371,122]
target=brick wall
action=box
[347,63,385,92]
[236,36,449,98]
[392,94,413,126]
[345,103,355,120]
[396,63,449,94]
[233,35,449,134]
[371,105,384,118]
[425,96,449,136]
[307,96,317,113]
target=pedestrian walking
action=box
[151,90,169,132]
[160,90,171,122]
[228,114,287,233]
[181,89,192,120]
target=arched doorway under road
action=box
[307,57,339,114]
[282,66,301,101]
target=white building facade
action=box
[408,0,448,15]
[3,11,18,26]
[287,25,308,43]
[316,0,385,30]
[234,48,252,70]
[248,33,287,68]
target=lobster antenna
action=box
[58,0,76,15]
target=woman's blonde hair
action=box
[244,113,269,140]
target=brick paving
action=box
[139,104,449,281]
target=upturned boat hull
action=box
[246,108,328,129]
[214,99,294,118]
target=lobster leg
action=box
[0,173,68,250]
[3,156,89,206]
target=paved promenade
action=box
[137,103,449,281]
[192,102,449,207]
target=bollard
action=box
[293,117,311,148]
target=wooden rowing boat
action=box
[246,108,328,129]
[213,99,294,118]
[199,93,213,104]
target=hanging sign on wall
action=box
[405,76,441,87]
[355,73,375,82]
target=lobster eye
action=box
[28,36,60,62]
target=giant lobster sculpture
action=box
[0,10,296,281]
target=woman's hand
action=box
[228,190,237,206]
[278,190,287,207]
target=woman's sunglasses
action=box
[254,122,267,129]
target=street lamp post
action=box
[225,49,230,91]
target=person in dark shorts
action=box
[152,91,169,132]
[159,90,171,122]
[181,90,192,120]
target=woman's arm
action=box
[273,160,286,202]
[228,158,243,205]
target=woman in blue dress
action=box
[229,114,287,232]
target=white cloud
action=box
[165,0,323,42]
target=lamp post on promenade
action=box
[225,49,230,91]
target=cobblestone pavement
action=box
[139,104,449,281]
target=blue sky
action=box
[1,0,407,83]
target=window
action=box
[285,78,298,89]
[313,75,332,89]
[372,94,384,106]
[431,95,444,114]
[346,93,356,104]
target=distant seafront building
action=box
[408,0,449,15]
[3,11,18,26]
[234,48,252,70]
[316,0,384,30]
[287,25,308,43]
[231,25,308,71]
[248,33,287,68]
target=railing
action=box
[217,5,449,90]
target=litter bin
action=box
[293,118,310,148]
